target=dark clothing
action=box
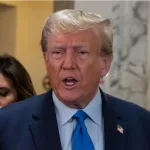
[0,89,150,150]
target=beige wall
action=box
[0,4,16,55]
[0,1,53,94]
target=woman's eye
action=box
[0,90,9,97]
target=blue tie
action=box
[72,110,95,150]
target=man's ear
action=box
[43,52,48,64]
[43,52,49,73]
[100,56,112,77]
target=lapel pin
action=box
[117,124,124,134]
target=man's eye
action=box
[80,51,88,54]
[52,51,64,54]
[51,50,65,59]
[78,51,88,55]
[54,52,61,54]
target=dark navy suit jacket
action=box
[0,89,150,150]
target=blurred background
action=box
[0,0,149,110]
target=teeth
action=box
[65,82,74,85]
[63,77,77,86]
[64,78,76,86]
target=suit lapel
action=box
[29,90,62,150]
[101,90,127,150]
[28,88,128,150]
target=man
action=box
[0,9,150,150]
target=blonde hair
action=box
[41,9,113,56]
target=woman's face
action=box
[0,73,17,108]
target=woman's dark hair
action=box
[0,54,36,101]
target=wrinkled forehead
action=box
[48,26,101,41]
[47,28,101,49]
[50,42,89,50]
[48,24,101,38]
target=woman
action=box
[0,54,36,108]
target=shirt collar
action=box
[53,89,102,127]
[83,89,102,126]
[53,92,77,126]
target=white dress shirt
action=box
[53,90,104,150]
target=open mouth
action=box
[62,77,78,87]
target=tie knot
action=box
[73,110,88,123]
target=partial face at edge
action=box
[44,28,112,108]
[0,73,17,108]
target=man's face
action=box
[44,28,112,108]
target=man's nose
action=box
[62,51,76,70]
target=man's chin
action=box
[58,92,80,104]
[60,94,78,103]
